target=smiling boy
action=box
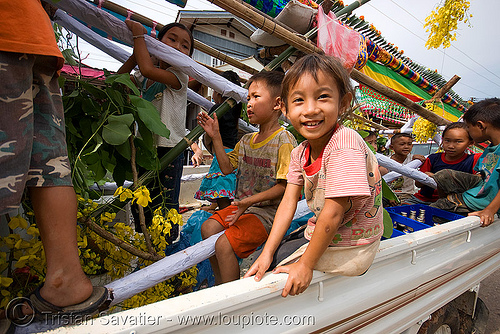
[197,71,297,284]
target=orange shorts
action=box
[211,205,268,258]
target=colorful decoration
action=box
[368,47,465,112]
[356,86,412,124]
[355,34,368,70]
[242,0,289,17]
[361,60,463,121]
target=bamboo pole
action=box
[194,40,259,75]
[89,0,260,76]
[208,0,322,55]
[90,0,158,29]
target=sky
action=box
[75,0,500,101]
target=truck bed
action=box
[47,215,500,334]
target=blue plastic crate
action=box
[386,214,431,238]
[386,204,464,229]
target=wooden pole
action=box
[89,0,259,76]
[428,74,461,104]
[208,0,322,55]
[194,40,259,75]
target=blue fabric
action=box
[195,148,237,202]
[285,212,313,236]
[463,144,500,212]
[184,210,213,245]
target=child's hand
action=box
[413,154,426,163]
[125,20,147,36]
[244,252,273,281]
[273,261,313,297]
[226,199,251,225]
[197,112,219,138]
[469,208,497,226]
[424,171,434,177]
[191,147,203,167]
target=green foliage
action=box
[382,178,400,205]
[382,209,394,239]
[63,73,168,197]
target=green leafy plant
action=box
[63,73,169,197]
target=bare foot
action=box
[40,273,93,307]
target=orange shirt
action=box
[0,0,63,61]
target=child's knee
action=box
[201,218,223,239]
[215,234,234,257]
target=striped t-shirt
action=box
[287,126,383,246]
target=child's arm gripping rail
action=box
[244,183,302,281]
[273,197,349,297]
[469,190,500,227]
[126,20,182,89]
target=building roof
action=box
[176,10,257,38]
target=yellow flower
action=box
[0,277,13,288]
[26,226,39,236]
[152,215,164,229]
[162,222,172,236]
[133,186,152,207]
[114,186,134,202]
[100,212,116,223]
[8,216,28,230]
[15,255,38,268]
[167,209,183,226]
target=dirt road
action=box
[480,267,500,334]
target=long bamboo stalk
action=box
[194,40,259,75]
[208,0,322,54]
[90,0,259,76]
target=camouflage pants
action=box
[0,52,72,215]
[430,169,483,215]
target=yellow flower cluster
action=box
[114,186,152,208]
[76,195,99,218]
[2,185,197,312]
[413,117,437,143]
[424,0,472,49]
[0,216,45,308]
[121,266,198,309]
